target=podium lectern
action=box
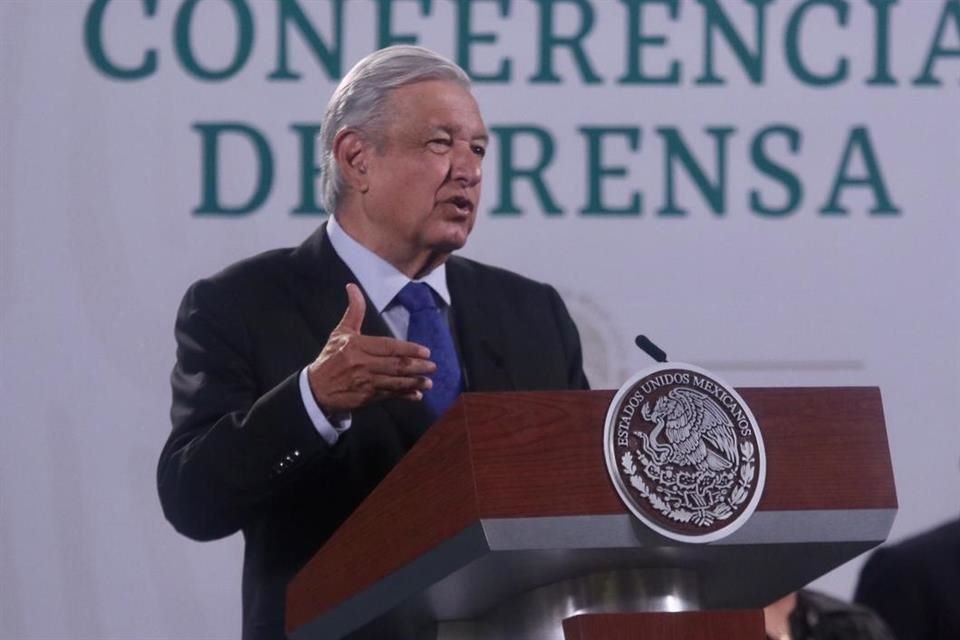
[286,388,896,639]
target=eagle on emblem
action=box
[639,388,739,472]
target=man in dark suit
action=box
[157,46,588,640]
[854,516,960,640]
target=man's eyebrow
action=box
[462,128,489,144]
[434,124,488,142]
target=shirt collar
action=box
[326,215,451,312]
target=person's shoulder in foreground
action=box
[793,589,895,640]
[854,516,960,640]
[766,588,895,640]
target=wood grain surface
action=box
[465,387,895,517]
[562,609,766,640]
[287,387,895,633]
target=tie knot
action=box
[394,282,438,313]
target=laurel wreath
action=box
[620,440,756,528]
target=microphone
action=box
[635,335,668,363]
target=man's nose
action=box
[450,142,482,186]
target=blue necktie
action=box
[394,282,462,419]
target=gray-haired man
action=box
[159,46,588,640]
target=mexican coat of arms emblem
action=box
[604,363,767,543]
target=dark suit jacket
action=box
[854,517,960,640]
[157,224,588,640]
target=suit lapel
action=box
[290,222,391,342]
[290,223,433,444]
[447,257,515,392]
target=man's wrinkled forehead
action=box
[383,80,487,136]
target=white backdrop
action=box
[1,1,958,638]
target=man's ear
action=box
[333,129,370,193]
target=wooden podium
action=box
[286,388,896,639]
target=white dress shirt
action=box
[297,215,451,445]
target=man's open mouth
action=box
[448,195,474,213]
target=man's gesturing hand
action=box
[307,283,435,413]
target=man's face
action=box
[359,80,488,272]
